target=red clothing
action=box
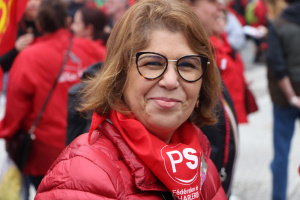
[210,33,247,123]
[252,0,268,27]
[36,119,227,199]
[0,68,3,92]
[0,29,106,175]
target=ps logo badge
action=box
[161,145,200,185]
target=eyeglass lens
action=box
[136,52,206,82]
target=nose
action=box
[158,62,180,89]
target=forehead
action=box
[140,29,196,57]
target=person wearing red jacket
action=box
[0,0,106,193]
[35,0,227,199]
[210,32,248,123]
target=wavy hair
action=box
[79,0,221,127]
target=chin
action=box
[147,121,180,136]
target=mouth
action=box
[150,97,181,109]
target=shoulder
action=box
[273,17,288,30]
[12,33,58,67]
[36,132,126,199]
[73,38,106,60]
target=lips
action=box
[151,97,181,108]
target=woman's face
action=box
[190,0,223,36]
[123,29,202,143]
[71,10,90,39]
[25,0,41,21]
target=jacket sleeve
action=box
[0,51,35,139]
[225,12,246,51]
[0,48,18,72]
[35,138,126,200]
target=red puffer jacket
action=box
[35,120,227,200]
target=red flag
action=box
[0,0,28,56]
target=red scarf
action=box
[89,111,206,199]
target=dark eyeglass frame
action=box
[135,52,209,82]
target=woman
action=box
[71,6,108,44]
[67,6,107,144]
[210,9,248,124]
[0,0,105,193]
[35,0,226,199]
[0,0,41,101]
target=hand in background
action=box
[15,33,34,52]
[291,96,300,109]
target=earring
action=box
[196,99,199,108]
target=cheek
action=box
[75,25,85,36]
[124,71,157,113]
[123,70,144,107]
[185,82,202,105]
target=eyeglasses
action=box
[135,52,209,82]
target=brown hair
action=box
[79,0,221,127]
[80,6,108,41]
[265,0,287,21]
[36,0,68,33]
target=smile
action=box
[151,97,181,109]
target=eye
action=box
[178,61,196,69]
[138,55,166,69]
[178,57,202,71]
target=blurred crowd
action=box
[0,0,299,199]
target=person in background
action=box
[103,0,129,33]
[228,0,247,26]
[0,0,41,73]
[35,0,227,199]
[245,0,268,63]
[67,0,97,22]
[182,0,240,197]
[266,0,300,199]
[224,0,247,51]
[66,62,103,145]
[0,0,105,196]
[71,6,108,44]
[0,0,41,134]
[66,6,108,145]
[212,9,249,124]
